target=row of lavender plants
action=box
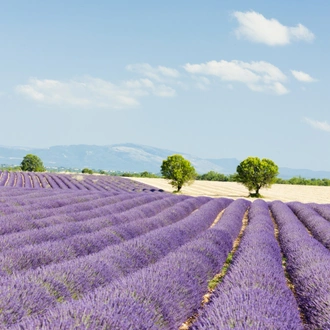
[310,202,330,221]
[11,199,248,329]
[0,185,89,200]
[270,201,330,329]
[0,189,118,216]
[192,199,303,329]
[0,196,206,275]
[288,201,330,249]
[0,194,182,253]
[0,192,169,235]
[0,197,232,327]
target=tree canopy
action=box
[20,154,46,172]
[82,168,93,174]
[161,154,197,192]
[236,157,279,197]
[197,171,229,181]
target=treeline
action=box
[115,171,160,178]
[196,171,236,182]
[275,176,330,186]
[196,171,330,186]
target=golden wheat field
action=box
[130,178,330,204]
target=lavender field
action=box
[0,172,329,329]
[0,170,160,192]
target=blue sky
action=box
[1,0,329,171]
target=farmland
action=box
[0,171,329,329]
[130,177,330,203]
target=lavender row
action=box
[14,198,248,329]
[0,193,167,235]
[37,173,79,190]
[0,190,112,216]
[83,177,119,191]
[288,202,330,249]
[0,184,96,201]
[309,202,330,222]
[69,175,109,191]
[0,172,48,189]
[0,172,9,186]
[69,173,160,192]
[0,193,135,233]
[51,173,104,191]
[34,173,52,188]
[270,201,330,329]
[39,173,62,189]
[0,188,64,212]
[0,194,180,253]
[76,175,159,193]
[46,173,78,190]
[46,174,78,190]
[31,174,42,189]
[5,172,16,187]
[0,198,231,327]
[0,185,89,200]
[22,172,33,188]
[64,175,100,190]
[24,193,168,229]
[0,172,26,188]
[0,196,203,274]
[0,186,48,198]
[193,199,303,329]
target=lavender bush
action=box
[0,198,231,326]
[193,199,303,329]
[0,196,206,274]
[12,199,246,329]
[288,201,330,249]
[271,201,330,329]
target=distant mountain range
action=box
[0,143,330,179]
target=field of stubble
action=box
[130,178,330,204]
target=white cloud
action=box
[126,63,180,81]
[269,82,289,95]
[304,117,330,132]
[183,60,288,95]
[157,66,180,78]
[291,70,317,82]
[290,24,315,42]
[16,76,175,109]
[233,11,315,46]
[17,77,139,109]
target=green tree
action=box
[236,157,279,197]
[140,171,159,178]
[20,154,46,172]
[197,171,228,181]
[82,168,93,174]
[161,154,197,192]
